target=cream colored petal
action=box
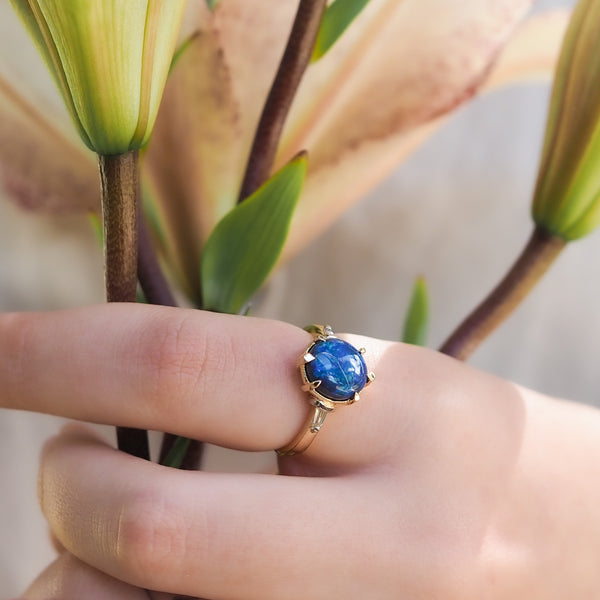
[282,7,570,261]
[484,9,570,90]
[276,0,405,166]
[0,72,99,214]
[279,0,535,170]
[157,0,560,284]
[143,6,243,300]
[215,0,299,165]
[283,119,442,261]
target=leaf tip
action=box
[402,276,429,347]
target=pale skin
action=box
[1,305,600,599]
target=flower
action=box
[532,0,600,241]
[9,0,186,155]
[0,0,570,302]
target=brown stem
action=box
[99,151,149,460]
[100,153,139,303]
[237,0,326,202]
[439,226,566,361]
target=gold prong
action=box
[350,392,359,404]
[310,380,322,391]
[367,372,376,385]
[359,347,366,354]
[304,353,316,363]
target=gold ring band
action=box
[276,405,331,456]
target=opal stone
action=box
[304,337,368,401]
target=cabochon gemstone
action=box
[304,337,368,401]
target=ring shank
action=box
[276,405,330,456]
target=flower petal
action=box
[143,5,243,300]
[484,9,570,90]
[0,71,98,214]
[280,0,535,168]
[215,1,299,165]
[283,119,441,260]
[281,4,570,258]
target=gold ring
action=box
[277,325,375,456]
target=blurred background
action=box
[0,0,590,596]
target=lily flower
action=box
[532,0,600,241]
[0,0,570,304]
[9,0,187,155]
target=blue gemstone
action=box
[304,337,368,402]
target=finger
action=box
[41,428,394,600]
[23,552,148,600]
[0,305,310,450]
[0,304,394,461]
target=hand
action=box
[3,304,600,599]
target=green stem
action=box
[99,151,149,460]
[237,0,326,202]
[439,226,566,361]
[159,432,205,470]
[162,436,191,468]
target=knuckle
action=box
[114,488,189,586]
[138,312,207,409]
[136,312,236,417]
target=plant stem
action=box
[439,226,566,361]
[237,0,326,202]
[99,151,149,460]
[100,152,139,303]
[159,433,204,470]
[137,209,177,307]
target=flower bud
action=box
[532,0,600,240]
[10,0,186,155]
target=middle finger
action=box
[40,428,394,600]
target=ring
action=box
[277,325,375,456]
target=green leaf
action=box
[88,212,103,245]
[402,277,429,346]
[312,0,372,61]
[205,0,220,10]
[201,153,307,314]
